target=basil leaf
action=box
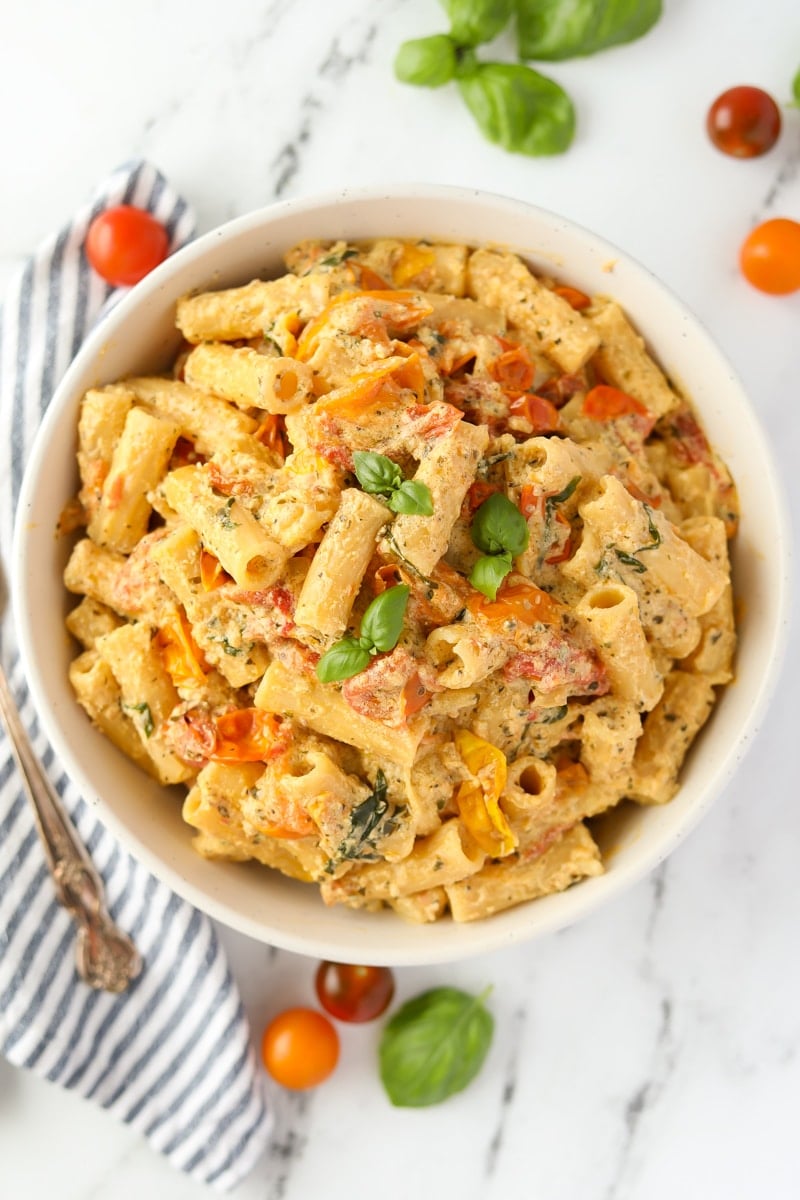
[388,479,434,516]
[316,637,371,683]
[326,770,396,871]
[537,703,569,724]
[124,701,154,738]
[516,0,662,63]
[471,491,530,557]
[469,550,513,599]
[793,66,800,107]
[395,34,458,87]
[353,450,403,496]
[442,0,515,47]
[458,62,575,155]
[379,986,494,1107]
[614,547,647,574]
[360,585,410,653]
[547,474,581,507]
[635,504,662,555]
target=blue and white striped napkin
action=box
[0,160,272,1190]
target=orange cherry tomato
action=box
[739,218,800,295]
[85,205,169,286]
[315,962,395,1023]
[261,1007,339,1089]
[553,284,591,310]
[489,344,536,392]
[582,384,649,420]
[508,392,560,433]
[706,86,781,158]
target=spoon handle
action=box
[0,663,141,993]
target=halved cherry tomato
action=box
[255,413,289,459]
[155,610,206,687]
[211,709,286,764]
[315,962,395,1023]
[200,549,232,591]
[739,218,800,295]
[463,480,501,516]
[85,205,169,286]
[583,385,649,420]
[358,264,390,290]
[468,578,564,627]
[489,344,536,392]
[553,285,591,310]
[261,1007,339,1089]
[706,86,781,159]
[508,392,560,433]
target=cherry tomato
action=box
[739,218,800,295]
[85,205,169,286]
[706,86,781,158]
[315,961,395,1023]
[261,1007,339,1089]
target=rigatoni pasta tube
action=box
[424,623,510,689]
[68,651,155,776]
[89,407,180,553]
[575,582,663,712]
[505,433,611,499]
[579,698,641,789]
[65,598,122,651]
[95,623,194,785]
[678,516,736,684]
[390,420,488,575]
[124,376,260,457]
[175,273,331,342]
[322,820,484,903]
[628,670,716,805]
[294,488,389,639]
[446,823,604,922]
[161,464,288,590]
[77,386,133,519]
[571,476,727,616]
[467,248,600,373]
[150,525,269,689]
[589,300,678,418]
[185,762,322,882]
[501,756,557,830]
[183,343,314,414]
[255,660,427,768]
[64,539,126,610]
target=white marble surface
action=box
[1,1,800,1197]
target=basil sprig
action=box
[792,66,800,108]
[394,0,662,156]
[316,585,410,683]
[354,451,434,516]
[469,492,530,599]
[379,986,494,1107]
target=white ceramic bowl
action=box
[13,185,791,965]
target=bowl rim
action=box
[11,182,794,964]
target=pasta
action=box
[62,236,738,924]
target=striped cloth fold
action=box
[0,160,272,1190]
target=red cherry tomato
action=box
[85,205,169,286]
[261,1007,339,1089]
[315,961,395,1023]
[706,86,781,158]
[740,218,800,295]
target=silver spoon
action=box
[0,662,142,993]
